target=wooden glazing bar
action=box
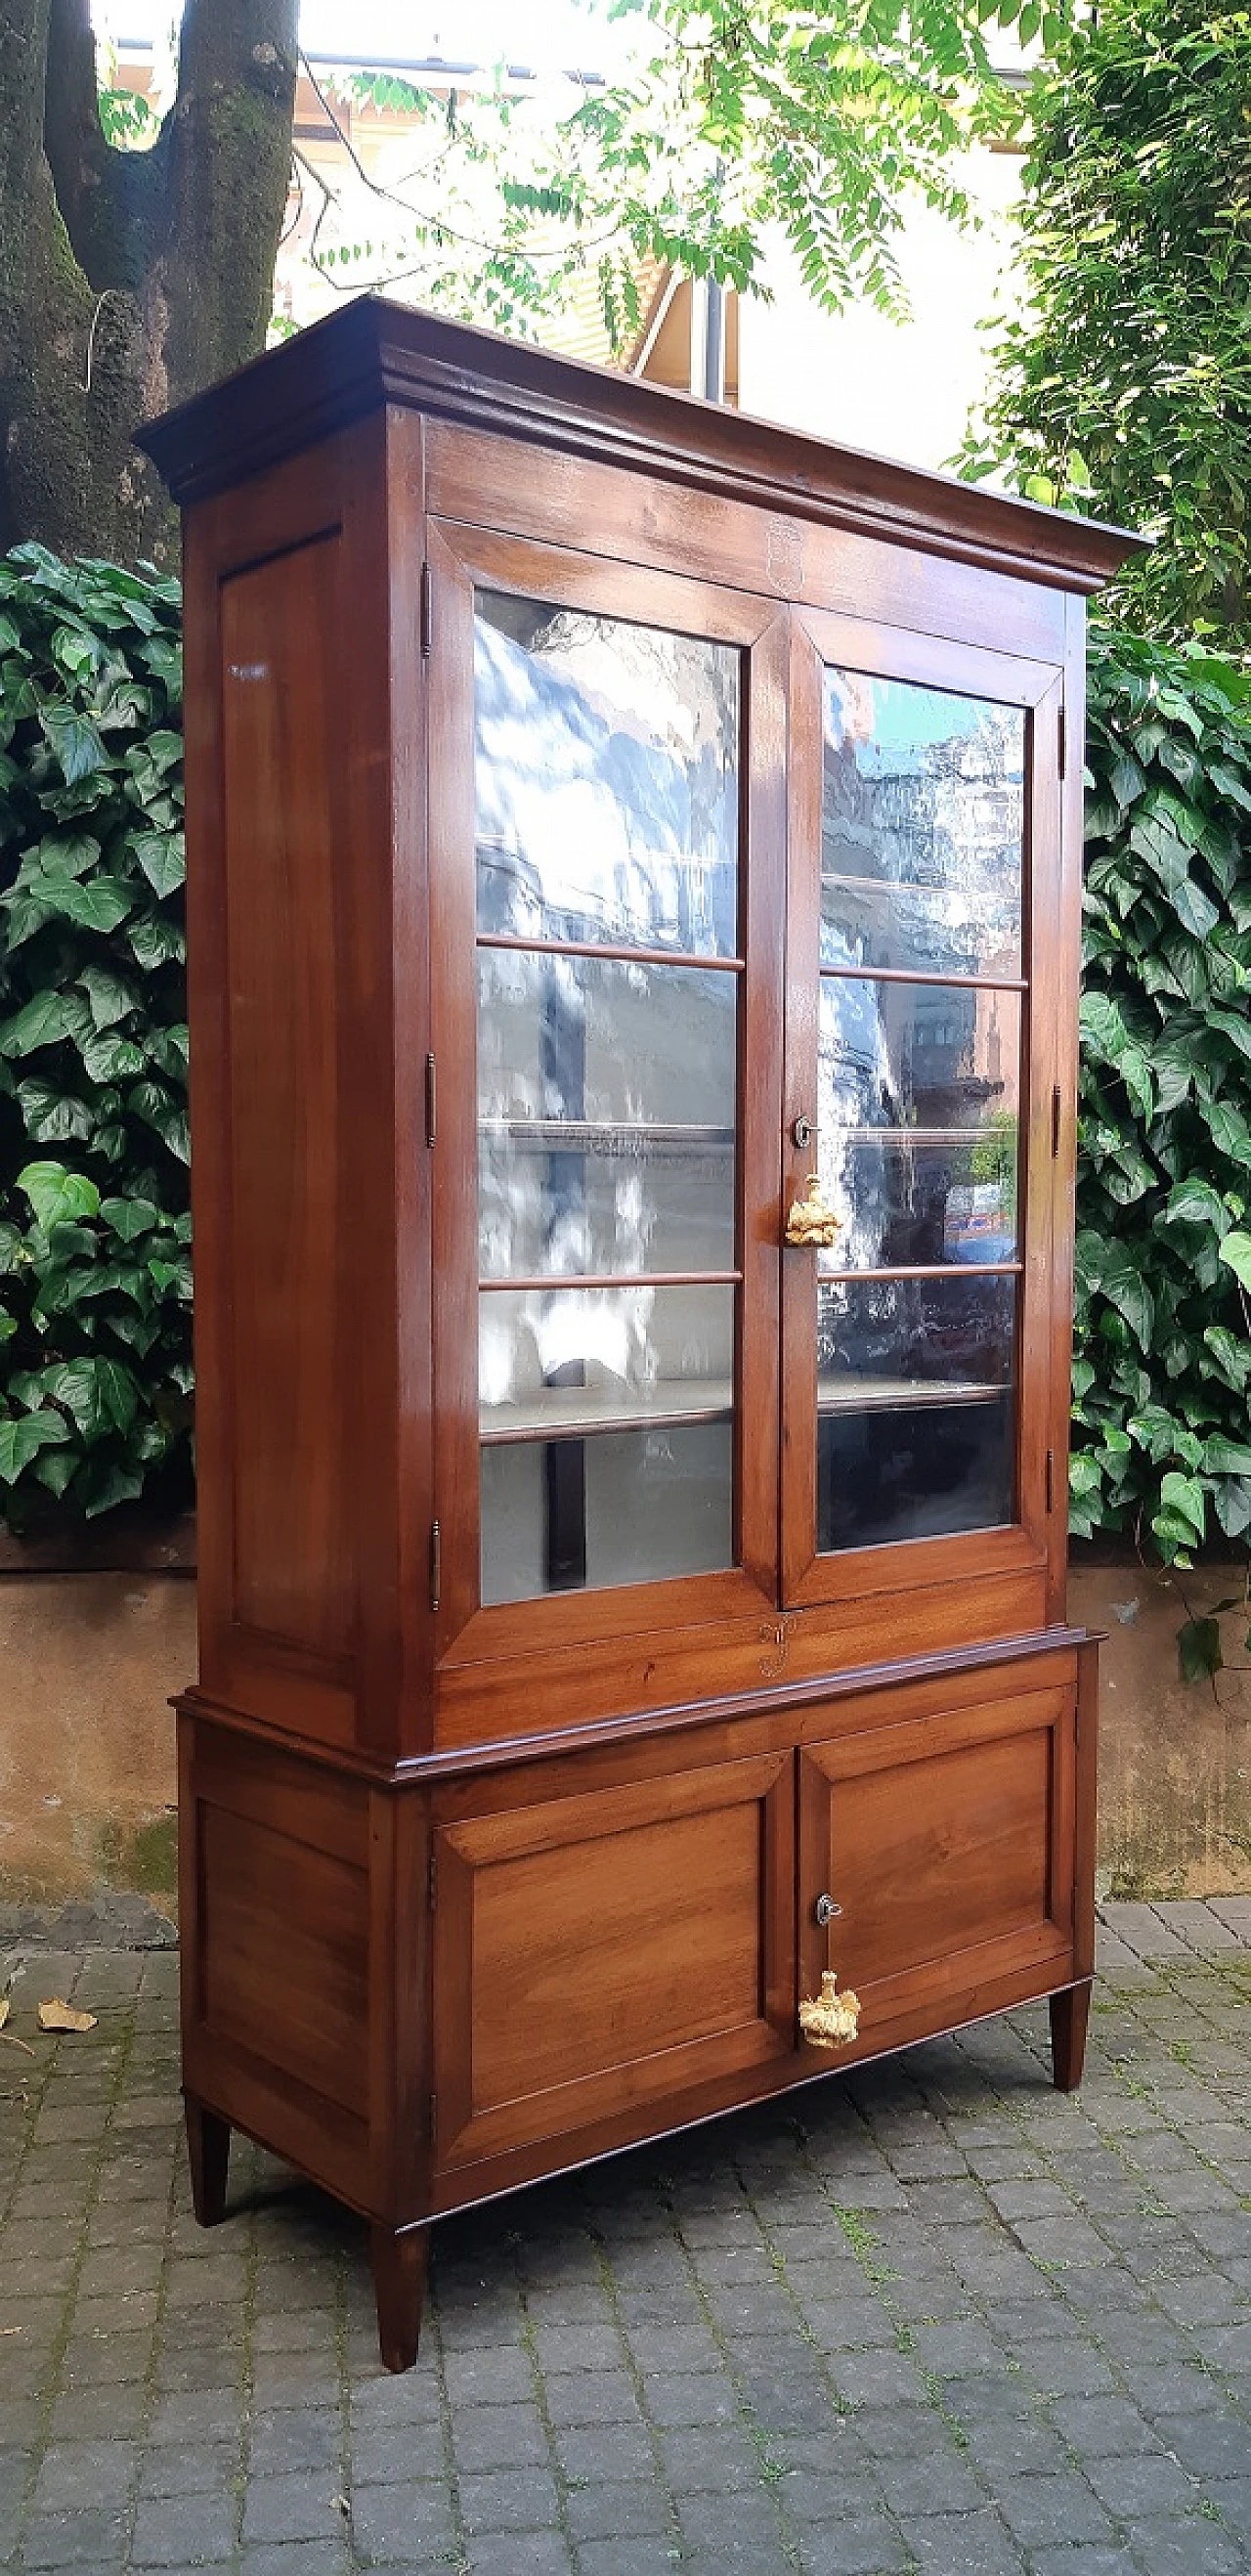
[815,1261,1022,1285]
[478,1269,742,1292]
[817,963,1028,994]
[476,932,745,973]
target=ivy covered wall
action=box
[0,546,192,1526]
[1073,633,1251,1592]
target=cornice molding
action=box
[138,294,1146,593]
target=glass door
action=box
[781,613,1064,1613]
[429,526,785,1660]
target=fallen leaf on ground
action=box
[36,1999,97,2033]
[0,1998,8,2030]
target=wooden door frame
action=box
[426,515,788,1674]
[780,607,1066,1621]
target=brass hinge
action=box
[425,1051,437,1149]
[429,2090,437,2141]
[428,1850,437,1911]
[1052,1083,1062,1157]
[429,1518,441,1613]
[1057,704,1066,779]
[420,561,433,657]
[1046,1449,1055,1513]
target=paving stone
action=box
[564,2475,672,2542]
[465,2533,575,2576]
[896,2508,1025,2575]
[796,2516,913,2573]
[131,2489,237,2563]
[241,2471,349,2547]
[239,2549,351,2576]
[20,2506,131,2566]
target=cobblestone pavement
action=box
[2,1900,1251,2576]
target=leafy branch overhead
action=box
[301,0,1042,347]
[0,546,191,1524]
[1072,633,1251,1601]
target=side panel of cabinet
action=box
[184,417,424,1754]
[798,1682,1076,2059]
[432,1752,795,2177]
[179,1717,433,2225]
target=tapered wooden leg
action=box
[1050,1983,1092,2094]
[185,2096,232,2226]
[371,2223,430,2374]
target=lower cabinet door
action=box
[433,1751,795,2173]
[798,1681,1076,2061]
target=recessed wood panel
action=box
[832,1730,1051,1983]
[798,1685,1074,2056]
[434,1754,794,2166]
[220,536,352,1657]
[199,1803,367,2114]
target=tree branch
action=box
[150,0,298,408]
[43,0,139,288]
[0,0,53,219]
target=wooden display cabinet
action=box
[140,299,1143,2371]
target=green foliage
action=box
[0,546,192,1530]
[1072,630,1251,1574]
[960,0,1251,651]
[315,0,1038,344]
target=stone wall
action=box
[0,1557,1247,1918]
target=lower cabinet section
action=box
[179,1636,1095,2372]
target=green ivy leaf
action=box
[130,830,186,896]
[1158,1469,1206,1542]
[1178,1616,1223,1684]
[78,964,141,1029]
[100,1197,161,1243]
[1220,1232,1251,1293]
[16,1161,101,1228]
[15,1078,92,1144]
[38,703,108,785]
[0,1408,71,1481]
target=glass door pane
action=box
[812,668,1027,1557]
[473,589,743,1608]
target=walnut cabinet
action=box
[140,299,1141,2371]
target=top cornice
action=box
[138,294,1147,594]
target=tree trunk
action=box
[0,0,297,564]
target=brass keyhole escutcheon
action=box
[792,1113,812,1151]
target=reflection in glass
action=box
[482,1421,733,1605]
[475,591,740,956]
[480,1283,734,1440]
[821,672,1024,979]
[478,948,736,1279]
[816,978,1020,1270]
[815,1273,1016,1551]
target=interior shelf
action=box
[817,1375,1009,1414]
[829,1124,1014,1151]
[481,1380,733,1443]
[480,1373,1007,1443]
[479,1118,735,1153]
